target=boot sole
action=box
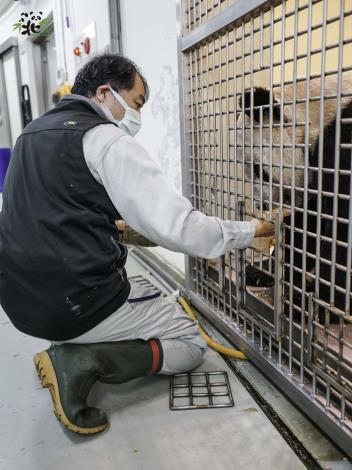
[33,351,108,435]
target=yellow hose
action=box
[177,296,247,360]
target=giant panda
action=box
[237,72,352,322]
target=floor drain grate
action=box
[170,371,234,410]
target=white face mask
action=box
[100,87,142,137]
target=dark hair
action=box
[71,53,149,100]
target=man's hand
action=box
[254,219,275,238]
[253,209,291,238]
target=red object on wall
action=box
[83,37,91,55]
[73,46,81,57]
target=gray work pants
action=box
[53,278,207,374]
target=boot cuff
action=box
[149,338,164,374]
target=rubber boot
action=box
[33,339,163,435]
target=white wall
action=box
[119,0,185,274]
[63,0,111,83]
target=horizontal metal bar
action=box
[182,0,281,51]
[188,65,352,89]
[188,2,352,44]
[188,34,352,71]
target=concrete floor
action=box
[0,255,313,470]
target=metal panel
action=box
[0,58,12,147]
[177,0,352,459]
[0,38,23,144]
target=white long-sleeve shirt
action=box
[72,97,256,260]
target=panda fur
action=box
[240,72,352,321]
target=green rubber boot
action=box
[33,339,163,435]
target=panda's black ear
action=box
[239,87,274,121]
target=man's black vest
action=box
[0,99,131,341]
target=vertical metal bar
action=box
[314,0,328,314]
[213,38,220,310]
[213,39,217,219]
[225,31,231,220]
[199,44,207,300]
[200,44,206,222]
[240,18,246,332]
[170,375,174,408]
[241,20,246,203]
[330,1,345,306]
[235,201,246,312]
[228,251,233,321]
[189,49,199,294]
[188,373,193,406]
[307,292,314,366]
[274,211,284,340]
[260,8,264,70]
[176,0,196,292]
[219,35,224,222]
[205,372,214,406]
[341,395,346,423]
[193,46,200,304]
[300,0,312,385]
[268,3,274,219]
[225,28,232,318]
[337,315,343,383]
[218,31,225,296]
[194,48,201,213]
[260,327,263,351]
[346,145,352,315]
[250,15,255,216]
[233,23,239,212]
[206,42,212,219]
[312,369,316,397]
[288,0,299,376]
[326,382,330,409]
[233,24,239,324]
[259,107,263,220]
[239,19,246,328]
[278,0,286,371]
[279,2,285,217]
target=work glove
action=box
[115,220,158,247]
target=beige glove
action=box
[115,220,158,247]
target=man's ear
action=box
[239,87,280,121]
[95,85,111,103]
